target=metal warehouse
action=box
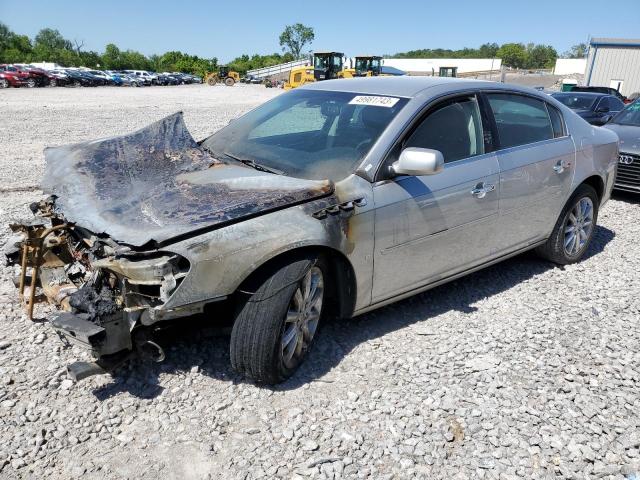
[585,37,640,97]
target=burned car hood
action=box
[42,112,333,247]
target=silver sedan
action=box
[9,77,619,383]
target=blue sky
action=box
[1,0,638,62]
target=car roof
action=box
[300,76,536,98]
[553,91,605,97]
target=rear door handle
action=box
[470,182,495,199]
[554,159,572,174]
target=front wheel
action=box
[536,184,599,265]
[0,79,8,89]
[230,256,325,384]
[26,78,37,88]
[224,77,235,86]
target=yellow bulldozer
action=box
[284,51,344,90]
[284,53,390,89]
[206,66,240,86]
[339,55,385,78]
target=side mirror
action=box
[391,147,444,176]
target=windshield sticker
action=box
[349,96,400,108]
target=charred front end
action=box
[6,200,189,379]
[5,112,334,380]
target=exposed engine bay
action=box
[5,198,189,379]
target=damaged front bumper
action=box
[6,201,190,379]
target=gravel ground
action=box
[0,85,639,480]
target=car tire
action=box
[536,184,599,265]
[74,80,81,87]
[230,255,326,384]
[49,79,57,87]
[0,79,8,89]
[26,78,37,88]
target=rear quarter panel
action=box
[556,102,619,205]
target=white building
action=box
[585,38,640,96]
[380,58,502,76]
[553,58,587,75]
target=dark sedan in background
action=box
[605,99,640,193]
[551,92,625,126]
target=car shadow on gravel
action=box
[91,225,615,400]
[612,191,640,204]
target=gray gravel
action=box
[1,85,639,480]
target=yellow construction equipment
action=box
[339,55,385,78]
[284,51,344,90]
[206,66,240,86]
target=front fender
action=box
[159,173,375,313]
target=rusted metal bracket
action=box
[18,224,69,320]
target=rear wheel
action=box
[73,80,81,87]
[207,76,218,86]
[224,77,235,86]
[230,255,326,384]
[26,78,37,88]
[536,184,599,265]
[49,78,57,87]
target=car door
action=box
[371,94,500,302]
[484,92,575,252]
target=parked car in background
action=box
[242,75,263,84]
[604,99,640,193]
[570,86,629,104]
[86,70,117,86]
[8,77,618,383]
[124,70,156,85]
[43,68,70,87]
[155,73,179,86]
[551,92,625,125]
[63,69,99,87]
[0,64,42,88]
[0,71,27,88]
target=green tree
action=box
[563,43,588,59]
[101,43,122,69]
[33,28,72,52]
[0,23,34,63]
[526,44,557,69]
[478,42,500,58]
[279,23,314,59]
[32,28,74,63]
[497,43,528,69]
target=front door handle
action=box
[470,182,495,199]
[554,159,572,174]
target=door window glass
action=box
[597,97,611,111]
[405,96,484,163]
[609,97,625,111]
[487,93,554,148]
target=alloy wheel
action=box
[281,266,324,369]
[0,79,8,89]
[563,197,594,256]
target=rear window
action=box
[487,93,554,148]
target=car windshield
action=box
[552,93,598,110]
[610,100,640,126]
[202,89,408,181]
